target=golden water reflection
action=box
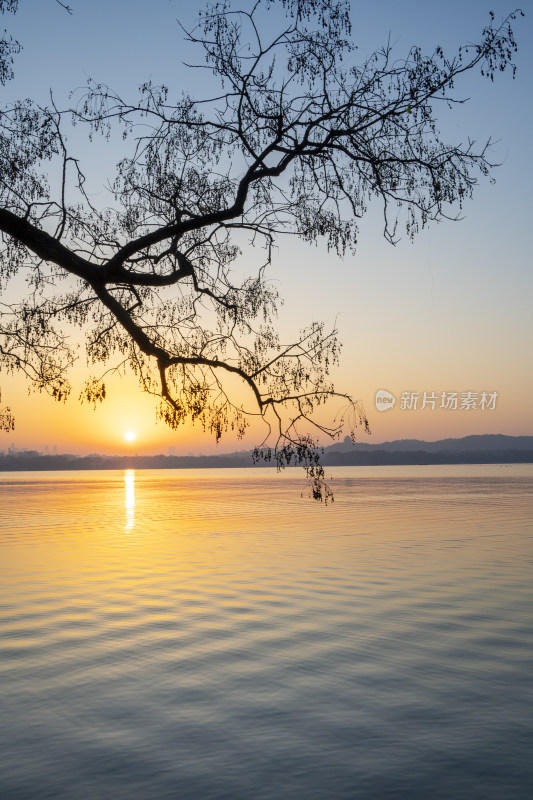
[1,467,533,799]
[124,469,135,530]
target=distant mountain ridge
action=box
[1,434,533,471]
[326,434,533,454]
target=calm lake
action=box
[1,465,532,799]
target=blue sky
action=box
[1,0,532,452]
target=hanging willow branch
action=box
[0,1,522,497]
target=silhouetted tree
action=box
[0,1,522,497]
[0,386,13,431]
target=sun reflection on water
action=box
[1,466,533,800]
[124,469,135,531]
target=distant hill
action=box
[325,434,533,453]
[0,434,532,470]
[320,434,533,466]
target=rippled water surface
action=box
[1,465,532,799]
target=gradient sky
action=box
[1,0,532,454]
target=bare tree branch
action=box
[0,1,523,498]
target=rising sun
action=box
[124,431,136,442]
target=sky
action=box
[1,0,532,455]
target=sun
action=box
[124,431,136,442]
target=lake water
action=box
[1,465,532,799]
